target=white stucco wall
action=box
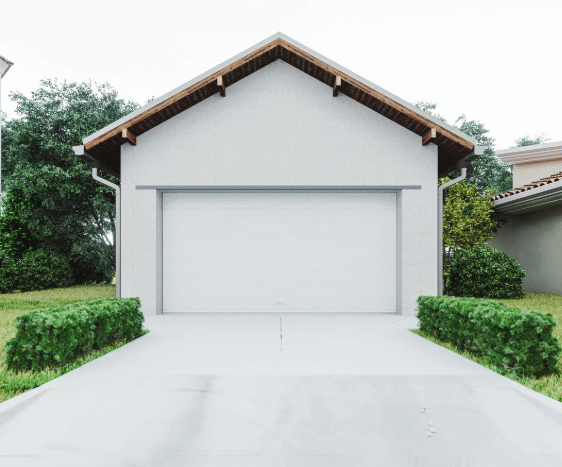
[513,159,562,188]
[487,205,562,295]
[121,59,438,315]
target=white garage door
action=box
[163,192,396,312]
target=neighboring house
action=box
[0,54,14,192]
[73,33,481,316]
[489,141,562,295]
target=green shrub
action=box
[417,295,561,377]
[0,249,74,293]
[4,297,143,371]
[445,246,526,299]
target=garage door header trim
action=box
[137,185,421,192]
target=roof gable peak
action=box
[80,33,478,176]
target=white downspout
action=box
[438,167,467,296]
[92,164,120,299]
[72,145,120,299]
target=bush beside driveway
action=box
[414,293,562,403]
[0,284,144,403]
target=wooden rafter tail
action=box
[422,128,437,146]
[217,76,226,97]
[121,128,137,146]
[333,76,341,97]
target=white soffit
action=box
[496,141,562,165]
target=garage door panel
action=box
[163,259,396,274]
[163,283,395,299]
[163,245,396,261]
[163,220,396,236]
[164,232,395,248]
[163,270,396,288]
[164,192,397,210]
[164,296,396,312]
[163,193,397,312]
[165,207,395,223]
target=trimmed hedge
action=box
[445,246,526,299]
[417,295,561,377]
[4,298,143,371]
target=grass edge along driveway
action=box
[0,284,147,404]
[413,293,562,404]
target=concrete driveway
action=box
[1,313,562,467]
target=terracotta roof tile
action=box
[491,171,562,201]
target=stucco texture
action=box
[488,205,562,295]
[121,59,438,315]
[513,159,562,188]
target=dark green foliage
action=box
[0,79,139,283]
[4,297,143,371]
[414,101,513,196]
[455,115,512,196]
[513,133,550,148]
[0,188,38,258]
[417,295,561,377]
[0,249,74,293]
[446,246,526,299]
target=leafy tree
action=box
[415,102,512,196]
[414,101,448,123]
[0,79,139,283]
[455,115,512,196]
[0,187,38,258]
[513,132,550,148]
[442,178,497,278]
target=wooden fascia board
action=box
[84,37,474,155]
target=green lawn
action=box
[413,293,562,403]
[0,284,145,403]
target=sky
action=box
[1,0,560,150]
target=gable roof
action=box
[0,54,13,78]
[492,171,562,201]
[79,33,481,176]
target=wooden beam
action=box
[217,76,225,97]
[121,128,136,146]
[333,76,341,97]
[422,128,437,146]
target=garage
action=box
[162,191,396,312]
[75,33,481,315]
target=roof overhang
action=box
[80,32,478,176]
[493,179,562,215]
[496,140,562,166]
[0,54,14,78]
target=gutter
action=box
[492,179,562,215]
[73,145,121,299]
[438,167,467,296]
